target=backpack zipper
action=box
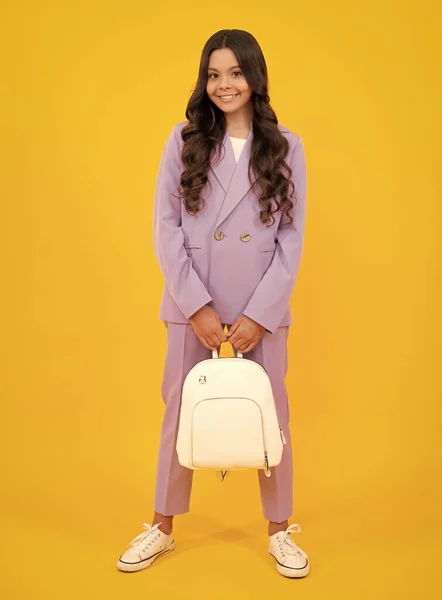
[264,451,271,477]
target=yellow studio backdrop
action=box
[1,1,441,598]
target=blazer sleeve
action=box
[242,136,307,334]
[153,124,212,319]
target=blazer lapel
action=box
[210,127,236,194]
[210,126,258,228]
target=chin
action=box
[215,100,245,111]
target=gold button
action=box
[214,230,225,241]
[240,232,251,242]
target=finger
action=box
[216,327,228,343]
[241,340,256,353]
[228,330,241,345]
[232,337,245,350]
[228,325,245,345]
[210,333,223,348]
[226,320,240,338]
[239,336,256,351]
[237,340,251,352]
[205,336,218,349]
[199,335,213,350]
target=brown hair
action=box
[178,29,297,226]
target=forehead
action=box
[208,48,239,70]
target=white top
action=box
[229,136,247,163]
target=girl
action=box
[117,29,309,579]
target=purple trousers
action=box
[154,322,294,523]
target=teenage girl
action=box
[117,28,310,579]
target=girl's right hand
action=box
[188,305,227,350]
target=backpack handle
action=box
[212,347,243,359]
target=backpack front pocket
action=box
[191,397,266,470]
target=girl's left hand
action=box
[226,315,266,353]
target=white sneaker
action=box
[268,523,310,578]
[116,522,175,573]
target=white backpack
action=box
[176,347,287,479]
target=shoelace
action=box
[281,524,308,560]
[127,523,162,554]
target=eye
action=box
[207,71,243,79]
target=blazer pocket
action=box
[259,248,276,253]
[184,245,202,250]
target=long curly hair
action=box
[178,29,297,227]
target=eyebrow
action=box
[208,65,241,72]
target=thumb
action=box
[226,319,240,337]
[217,324,228,342]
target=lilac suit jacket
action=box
[153,120,307,334]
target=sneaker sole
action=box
[116,541,175,573]
[269,552,310,578]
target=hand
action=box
[226,315,266,353]
[188,305,227,350]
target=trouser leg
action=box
[154,322,211,515]
[246,327,293,523]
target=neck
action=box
[225,103,253,137]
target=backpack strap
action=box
[212,348,243,359]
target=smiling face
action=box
[206,48,253,116]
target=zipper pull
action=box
[280,426,287,445]
[264,452,271,478]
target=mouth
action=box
[217,93,240,102]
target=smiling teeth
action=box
[220,94,237,99]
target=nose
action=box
[218,76,232,90]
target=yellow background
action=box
[1,1,441,598]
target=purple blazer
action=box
[153,120,307,334]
